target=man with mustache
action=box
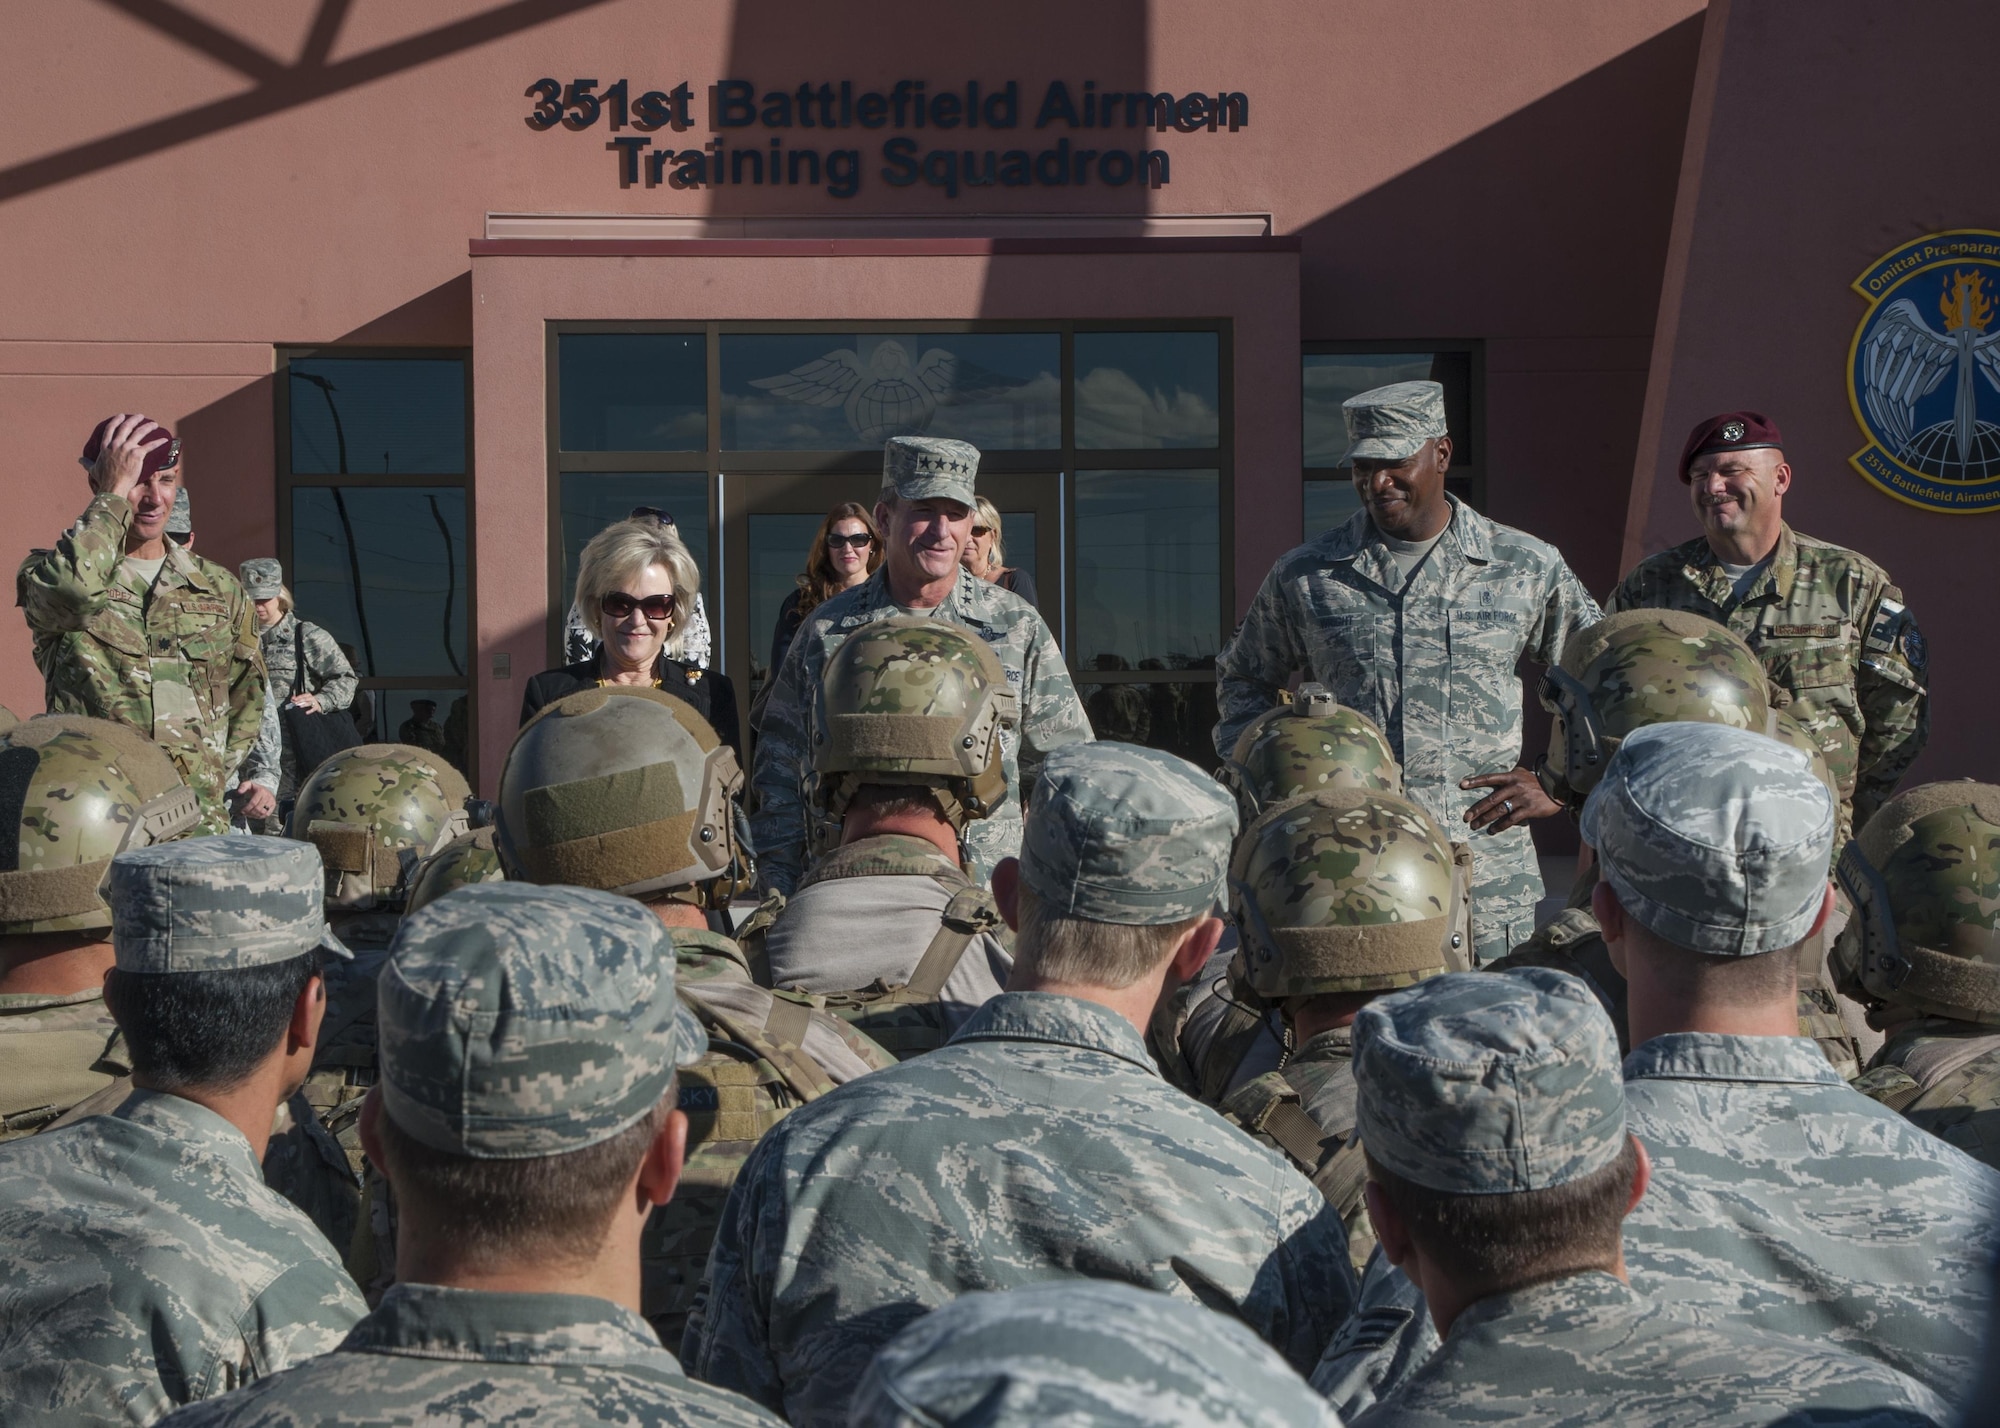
[1606,411,1928,852]
[1215,381,1600,963]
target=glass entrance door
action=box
[723,471,1064,714]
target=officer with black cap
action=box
[1607,410,1928,851]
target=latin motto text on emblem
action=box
[1849,228,2000,513]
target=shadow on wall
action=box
[0,0,623,203]
[714,1,1153,222]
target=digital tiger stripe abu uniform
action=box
[1590,724,2000,1411]
[18,416,267,835]
[1216,382,1601,960]
[1606,410,1928,850]
[497,685,896,1351]
[1339,970,1946,1427]
[750,436,1091,895]
[1835,781,2000,1168]
[686,743,1357,1427]
[157,883,781,1428]
[0,837,366,1426]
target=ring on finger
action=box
[1501,799,1514,815]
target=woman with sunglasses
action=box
[768,502,883,678]
[521,518,740,757]
[960,495,1039,609]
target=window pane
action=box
[1302,350,1471,467]
[1304,479,1365,536]
[996,511,1035,589]
[558,474,712,621]
[1078,679,1220,772]
[1075,331,1220,450]
[559,333,706,451]
[288,358,464,474]
[291,487,467,680]
[362,687,471,779]
[722,333,1059,450]
[1074,470,1219,670]
[746,512,830,696]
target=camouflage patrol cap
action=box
[1232,789,1460,999]
[403,826,505,915]
[1582,722,1834,956]
[239,557,283,600]
[498,686,744,903]
[1537,608,1771,811]
[1222,681,1400,821]
[378,882,706,1159]
[287,743,473,910]
[0,716,201,934]
[106,835,351,972]
[1833,782,2000,1025]
[882,435,979,509]
[1018,742,1237,925]
[850,1279,1341,1428]
[1341,380,1448,465]
[1354,967,1626,1194]
[812,616,1019,837]
[165,487,191,536]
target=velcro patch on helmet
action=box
[825,713,961,765]
[525,763,687,847]
[0,858,113,928]
[1266,921,1449,995]
[307,822,376,875]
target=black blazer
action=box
[520,654,742,761]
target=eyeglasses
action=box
[601,591,675,622]
[970,525,993,537]
[628,506,677,529]
[827,532,876,550]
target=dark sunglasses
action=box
[970,525,993,537]
[601,591,675,621]
[827,531,876,550]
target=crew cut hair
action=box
[1012,883,1201,990]
[103,947,321,1092]
[372,1091,671,1270]
[572,519,703,661]
[1367,1137,1638,1297]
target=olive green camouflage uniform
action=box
[18,493,267,834]
[494,686,897,1352]
[851,1280,1341,1428]
[0,837,365,1426]
[1607,522,1928,850]
[0,716,200,1140]
[1221,789,1462,1271]
[1835,783,2000,1169]
[751,437,1091,895]
[159,882,782,1428]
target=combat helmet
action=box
[404,826,505,914]
[1832,782,2000,1026]
[1230,788,1463,1000]
[0,716,199,933]
[808,616,1019,853]
[497,686,746,907]
[1537,608,1770,810]
[287,743,472,911]
[1220,682,1400,823]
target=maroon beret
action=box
[80,417,181,480]
[1679,411,1782,480]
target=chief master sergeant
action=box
[1215,381,1600,960]
[1606,409,1927,849]
[751,435,1090,894]
[17,414,266,835]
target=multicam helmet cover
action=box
[403,826,505,915]
[498,686,746,906]
[1231,788,1461,999]
[1537,609,1771,810]
[1220,683,1401,824]
[810,616,1018,851]
[0,716,199,934]
[286,742,473,911]
[1834,781,2000,1025]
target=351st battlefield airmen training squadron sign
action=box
[1850,229,2000,513]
